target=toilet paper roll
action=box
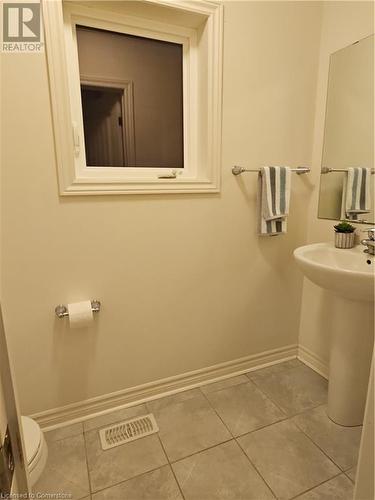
[67,300,93,329]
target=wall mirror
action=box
[318,34,374,224]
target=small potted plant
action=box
[334,221,356,249]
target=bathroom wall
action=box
[298,1,374,372]
[2,1,322,416]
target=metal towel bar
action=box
[232,166,310,176]
[321,167,375,174]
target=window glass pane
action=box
[76,26,184,168]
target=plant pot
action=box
[335,232,355,249]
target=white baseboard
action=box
[32,344,298,430]
[298,345,329,380]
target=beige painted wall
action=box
[2,1,322,415]
[298,1,374,367]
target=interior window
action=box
[44,0,223,194]
[76,26,184,169]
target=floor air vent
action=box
[99,413,159,450]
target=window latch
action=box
[158,170,177,179]
[72,122,80,157]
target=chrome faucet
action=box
[361,228,375,255]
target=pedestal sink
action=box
[294,242,374,426]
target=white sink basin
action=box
[294,242,374,302]
[294,241,374,426]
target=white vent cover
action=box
[99,413,159,450]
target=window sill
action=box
[61,176,220,195]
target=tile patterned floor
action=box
[34,360,360,500]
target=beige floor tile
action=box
[85,431,167,492]
[92,465,182,500]
[249,364,327,415]
[45,422,83,443]
[33,434,90,500]
[205,381,284,436]
[147,389,202,413]
[154,392,231,462]
[200,375,249,395]
[345,465,357,482]
[173,440,274,500]
[295,474,354,499]
[83,404,147,432]
[238,419,340,499]
[247,359,302,381]
[292,405,362,470]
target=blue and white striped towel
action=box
[343,168,371,219]
[257,166,291,236]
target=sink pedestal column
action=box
[328,296,374,427]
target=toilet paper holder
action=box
[55,300,101,318]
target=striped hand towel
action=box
[344,168,371,219]
[257,166,291,236]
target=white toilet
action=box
[21,416,48,486]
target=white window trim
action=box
[43,0,223,195]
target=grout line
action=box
[200,373,330,443]
[198,387,235,437]
[285,403,329,419]
[247,372,329,421]
[82,425,94,495]
[44,422,84,443]
[231,416,289,439]
[90,461,174,497]
[290,417,357,474]
[200,381,290,439]
[199,376,250,395]
[169,437,234,466]
[344,469,356,484]
[244,377,290,416]
[234,437,277,499]
[147,390,235,464]
[155,432,186,500]
[288,472,345,500]
[227,403,333,441]
[199,387,278,498]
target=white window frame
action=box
[43,0,223,195]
